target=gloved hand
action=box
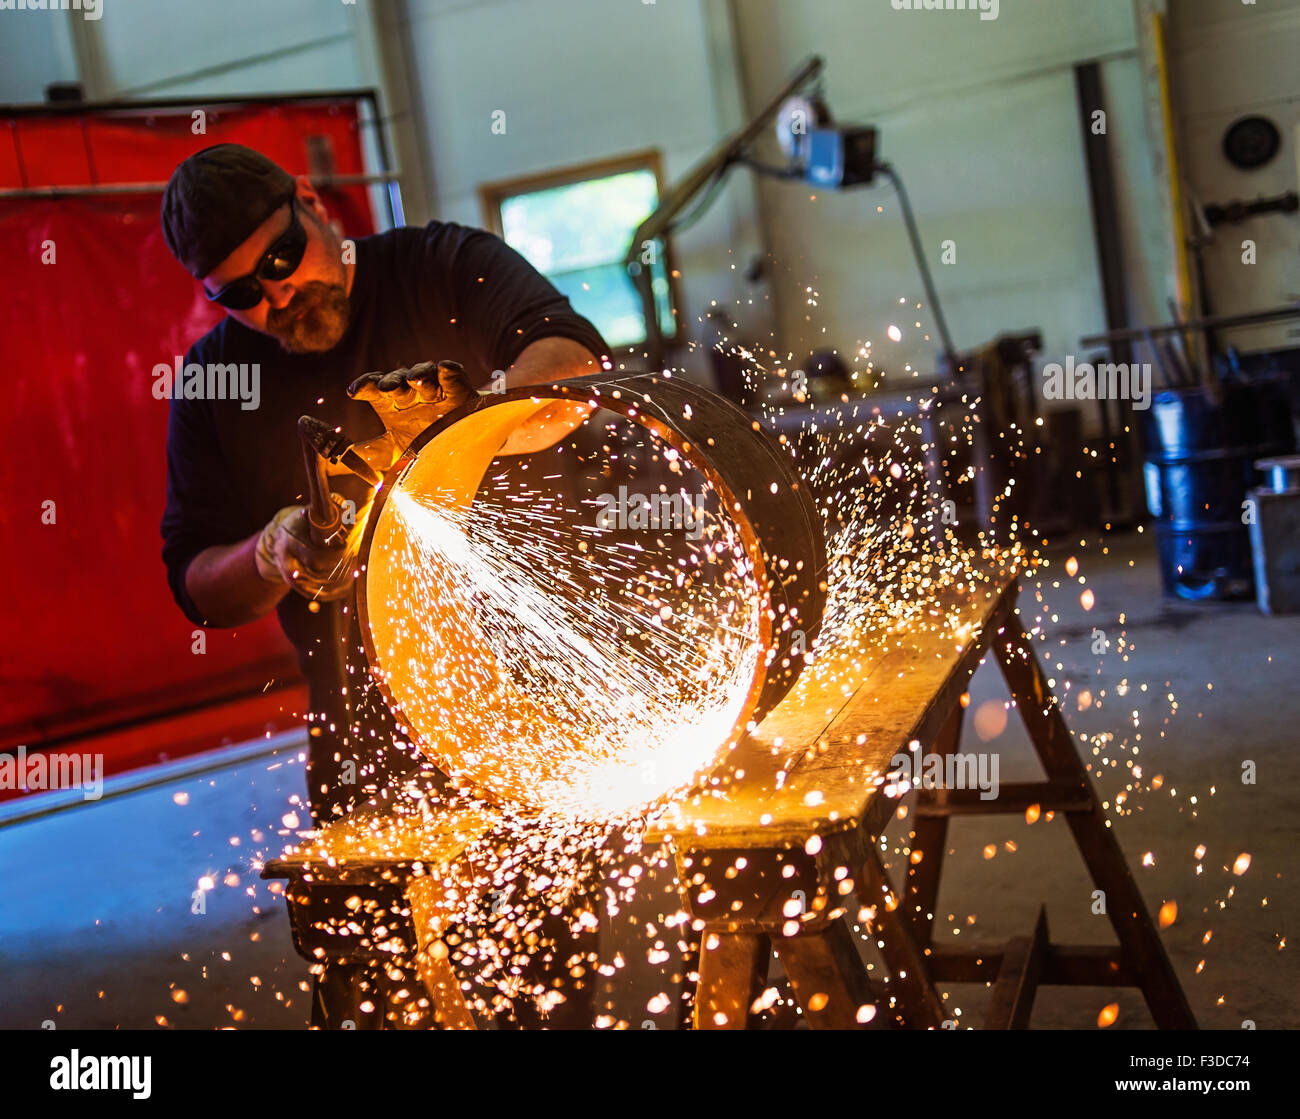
[346,359,478,473]
[254,495,356,600]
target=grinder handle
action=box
[298,415,343,546]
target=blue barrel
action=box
[1141,377,1294,600]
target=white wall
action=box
[729,0,1168,381]
[0,8,78,102]
[0,0,765,378]
[399,0,765,376]
[1168,0,1300,355]
[3,0,1211,386]
[70,0,362,99]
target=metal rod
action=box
[1075,62,1135,377]
[359,92,404,228]
[0,88,388,117]
[1166,296,1198,383]
[1143,328,1172,387]
[877,162,957,371]
[1081,304,1300,348]
[1,90,400,221]
[627,56,823,255]
[625,55,824,367]
[0,172,399,201]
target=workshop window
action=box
[480,152,679,349]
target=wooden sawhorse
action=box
[262,805,498,1029]
[648,570,1196,1029]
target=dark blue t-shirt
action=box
[160,220,607,670]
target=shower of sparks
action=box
[373,432,765,824]
[299,365,1003,1024]
[282,413,779,1024]
[137,282,1282,1033]
[267,351,1028,1026]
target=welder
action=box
[158,143,607,1028]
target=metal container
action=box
[356,371,827,819]
[1140,377,1294,599]
[1248,454,1300,615]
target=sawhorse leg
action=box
[996,612,1196,1028]
[312,961,385,1029]
[776,916,882,1029]
[859,844,949,1028]
[694,931,770,1029]
[904,703,965,949]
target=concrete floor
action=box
[889,529,1300,1030]
[2,529,1296,1029]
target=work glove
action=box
[254,494,356,600]
[346,359,478,473]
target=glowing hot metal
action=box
[356,372,827,823]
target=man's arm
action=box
[503,335,603,388]
[179,337,603,625]
[163,392,285,630]
[498,336,604,456]
[184,531,289,628]
[163,390,297,629]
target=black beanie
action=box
[161,144,297,280]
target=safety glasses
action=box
[204,197,307,310]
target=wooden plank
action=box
[693,932,770,1029]
[996,615,1197,1029]
[776,916,877,1029]
[647,571,1018,848]
[984,906,1049,1029]
[905,804,948,948]
[262,801,494,882]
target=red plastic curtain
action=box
[0,100,378,761]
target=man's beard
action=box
[267,281,350,354]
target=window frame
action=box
[478,148,683,351]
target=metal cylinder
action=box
[355,371,827,817]
[1140,378,1295,600]
[1255,454,1300,494]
